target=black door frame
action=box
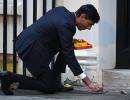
[116,0,130,68]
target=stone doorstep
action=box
[63,69,130,90]
[103,69,130,89]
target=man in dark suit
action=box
[0,4,102,95]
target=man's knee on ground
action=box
[43,83,57,94]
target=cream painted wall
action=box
[98,0,116,69]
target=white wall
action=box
[98,0,116,69]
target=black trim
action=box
[33,0,37,22]
[116,0,130,68]
[13,0,17,73]
[3,0,7,71]
[23,0,27,75]
[43,0,46,15]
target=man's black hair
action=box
[76,4,100,23]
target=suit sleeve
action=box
[57,24,83,76]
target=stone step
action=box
[75,49,97,66]
[62,49,98,85]
[78,60,97,66]
[103,69,130,89]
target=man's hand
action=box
[82,76,103,92]
[88,82,103,92]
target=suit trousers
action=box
[17,40,67,93]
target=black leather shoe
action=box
[56,84,74,92]
[0,71,14,95]
[55,74,74,92]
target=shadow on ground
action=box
[0,87,130,100]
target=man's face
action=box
[76,14,94,31]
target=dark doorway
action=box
[116,0,130,68]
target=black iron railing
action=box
[13,0,17,73]
[3,0,7,71]
[23,0,27,75]
[2,0,56,75]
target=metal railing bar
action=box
[33,0,37,22]
[52,0,56,8]
[13,0,17,73]
[23,0,27,75]
[43,0,46,15]
[3,0,7,71]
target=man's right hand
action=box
[88,82,103,92]
[82,76,103,92]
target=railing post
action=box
[13,0,17,73]
[23,0,27,75]
[52,0,56,8]
[3,0,7,71]
[43,0,46,15]
[33,0,37,22]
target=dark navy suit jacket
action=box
[15,7,83,76]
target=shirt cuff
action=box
[77,73,86,79]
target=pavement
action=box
[0,86,130,100]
